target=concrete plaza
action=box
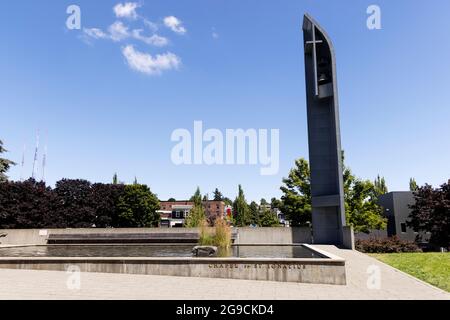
[0,246,448,300]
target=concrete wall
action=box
[236,227,312,244]
[0,257,346,285]
[0,227,312,246]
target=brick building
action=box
[158,200,227,228]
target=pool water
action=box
[0,245,327,259]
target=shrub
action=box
[198,219,214,246]
[213,218,231,249]
[356,236,422,253]
[198,218,232,251]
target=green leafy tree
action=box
[270,198,282,209]
[279,158,311,226]
[409,178,418,192]
[345,178,387,233]
[185,187,206,227]
[168,198,176,202]
[374,175,388,196]
[260,198,268,206]
[117,184,160,227]
[280,157,386,232]
[249,201,260,226]
[233,185,251,226]
[213,188,224,201]
[260,207,280,227]
[0,140,15,183]
[223,197,233,206]
[190,187,202,205]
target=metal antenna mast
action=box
[31,130,39,180]
[20,144,26,181]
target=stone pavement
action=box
[0,245,448,300]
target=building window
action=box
[400,223,407,233]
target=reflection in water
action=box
[0,245,326,259]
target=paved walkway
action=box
[0,246,448,300]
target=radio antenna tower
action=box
[41,132,48,182]
[20,144,26,181]
[31,130,40,180]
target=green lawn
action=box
[370,253,450,292]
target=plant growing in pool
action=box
[198,218,232,252]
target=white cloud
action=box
[113,2,140,19]
[144,19,158,32]
[132,30,168,47]
[108,21,130,41]
[163,16,186,35]
[83,28,108,39]
[122,45,181,75]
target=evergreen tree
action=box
[213,188,224,201]
[249,201,260,226]
[270,198,282,209]
[190,187,202,205]
[260,207,280,227]
[233,185,251,226]
[409,178,418,192]
[374,175,388,196]
[185,187,206,227]
[112,173,118,185]
[0,140,15,183]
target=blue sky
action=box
[1,0,450,202]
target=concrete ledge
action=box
[0,256,346,285]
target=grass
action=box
[370,252,450,292]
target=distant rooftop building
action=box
[158,200,226,228]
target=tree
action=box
[280,157,387,232]
[117,184,160,227]
[270,198,282,209]
[0,179,54,228]
[91,183,126,228]
[408,182,450,248]
[233,185,251,226]
[112,173,118,185]
[213,188,224,201]
[279,158,311,226]
[0,140,15,183]
[374,175,388,196]
[260,207,280,227]
[249,201,260,226]
[168,198,176,202]
[52,179,97,228]
[185,187,206,227]
[190,187,202,205]
[409,178,418,192]
[223,197,233,206]
[260,198,268,206]
[345,179,387,233]
[202,194,209,201]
